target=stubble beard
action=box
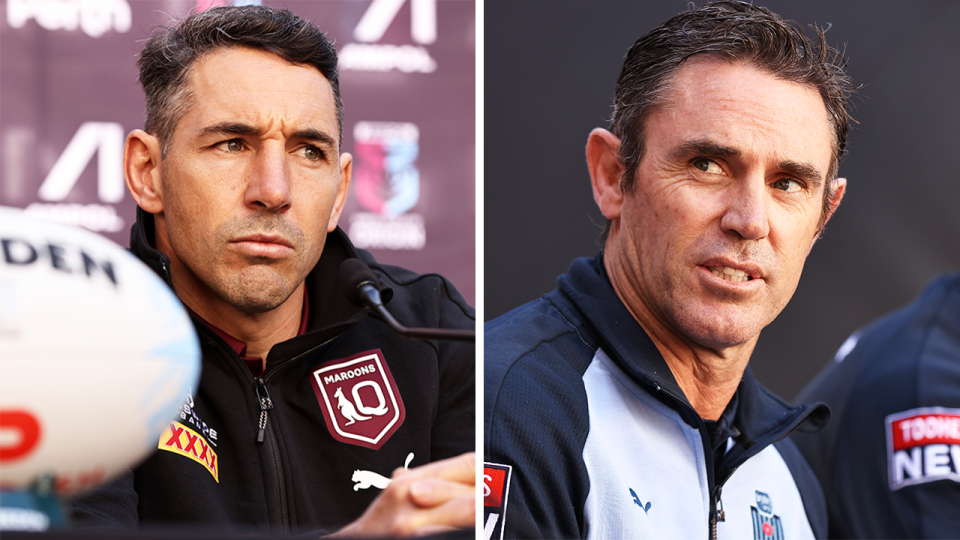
[207,214,317,315]
[660,242,782,350]
[216,265,301,314]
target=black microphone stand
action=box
[355,279,475,342]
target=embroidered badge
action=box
[483,462,512,540]
[311,349,405,450]
[751,490,783,540]
[886,407,960,490]
[158,421,219,482]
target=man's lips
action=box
[702,262,763,283]
[230,234,294,257]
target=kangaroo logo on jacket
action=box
[751,490,784,540]
[886,407,960,490]
[311,349,405,450]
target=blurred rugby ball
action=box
[0,206,200,495]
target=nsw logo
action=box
[311,350,405,450]
[751,490,783,540]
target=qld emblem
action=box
[311,350,405,450]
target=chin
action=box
[230,294,288,315]
[222,270,298,314]
[673,308,764,350]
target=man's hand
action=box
[329,452,476,538]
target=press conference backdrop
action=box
[0,0,475,305]
[485,0,960,400]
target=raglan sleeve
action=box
[484,323,593,540]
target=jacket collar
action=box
[557,253,828,446]
[129,207,388,358]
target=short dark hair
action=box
[603,0,855,242]
[138,5,342,156]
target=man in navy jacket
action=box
[484,2,854,538]
[794,273,960,538]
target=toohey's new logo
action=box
[310,350,405,449]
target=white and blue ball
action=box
[0,207,200,495]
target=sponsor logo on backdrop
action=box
[339,0,437,73]
[348,122,425,250]
[194,1,263,13]
[12,122,127,233]
[6,0,131,38]
[483,463,512,540]
[886,407,960,490]
[311,350,405,450]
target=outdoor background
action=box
[484,0,960,401]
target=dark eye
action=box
[300,145,322,161]
[217,139,244,152]
[771,178,802,193]
[693,158,722,174]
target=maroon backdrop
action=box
[0,0,475,305]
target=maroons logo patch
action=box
[311,350,405,450]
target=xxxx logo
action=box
[158,421,218,482]
[311,349,405,450]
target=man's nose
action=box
[720,175,770,240]
[245,144,292,212]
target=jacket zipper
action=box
[710,484,726,540]
[655,382,813,539]
[248,328,353,533]
[255,378,274,443]
[652,383,726,540]
[253,329,351,444]
[159,258,173,287]
[262,410,289,532]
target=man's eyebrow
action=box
[776,160,824,188]
[671,138,825,187]
[292,128,337,148]
[668,139,741,161]
[197,123,337,148]
[199,121,258,138]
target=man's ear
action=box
[327,152,353,233]
[125,130,164,213]
[587,128,625,220]
[809,177,847,252]
[824,177,846,223]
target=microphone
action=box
[339,258,475,342]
